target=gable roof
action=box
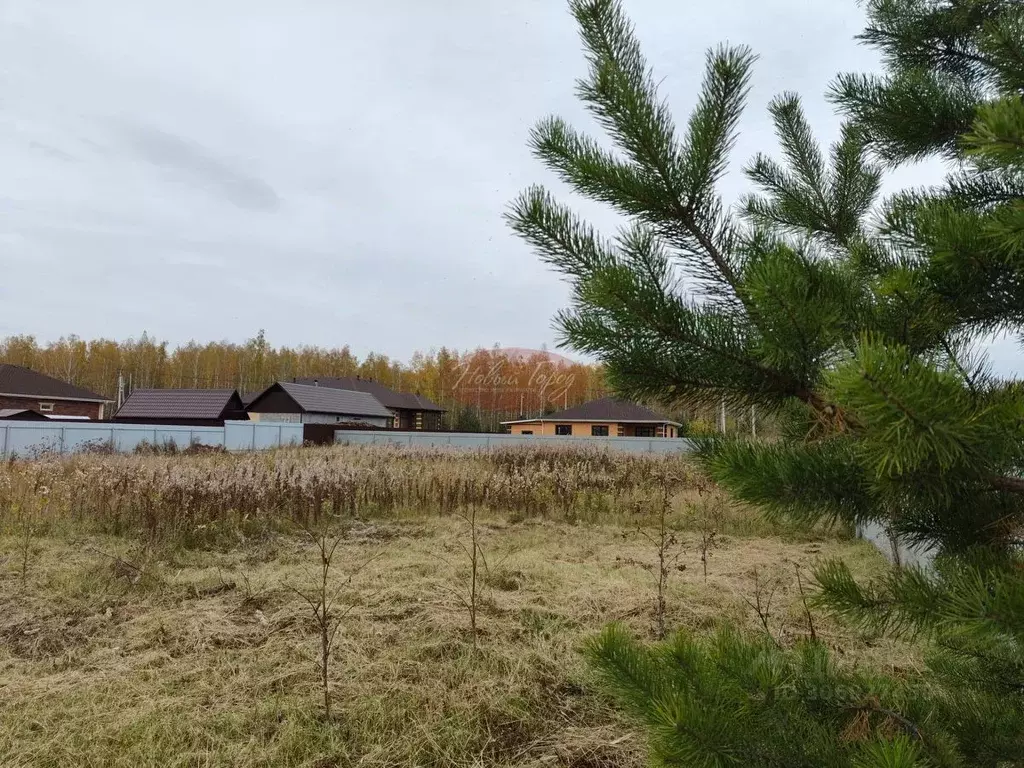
[293,377,445,412]
[252,382,393,418]
[502,396,681,426]
[0,408,50,421]
[115,389,244,420]
[240,391,261,407]
[0,364,107,402]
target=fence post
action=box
[278,425,283,448]
[1,425,7,457]
[60,426,67,455]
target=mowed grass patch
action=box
[0,514,905,768]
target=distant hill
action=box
[491,347,580,366]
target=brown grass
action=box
[0,446,912,767]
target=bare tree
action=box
[632,481,685,639]
[795,565,818,642]
[438,506,491,648]
[743,567,781,647]
[285,520,381,720]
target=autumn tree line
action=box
[0,331,630,431]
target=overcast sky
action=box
[1,0,1017,371]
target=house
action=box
[0,408,50,421]
[113,389,249,426]
[501,396,682,438]
[0,364,109,420]
[246,382,393,427]
[240,391,261,408]
[293,377,445,430]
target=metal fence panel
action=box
[335,430,695,454]
[112,426,160,453]
[0,420,302,457]
[5,425,64,457]
[224,421,254,451]
[254,423,285,450]
[154,428,199,448]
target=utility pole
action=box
[116,372,125,410]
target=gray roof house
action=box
[293,376,445,430]
[245,382,393,427]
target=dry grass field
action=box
[0,446,910,767]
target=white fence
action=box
[335,430,696,454]
[0,420,303,457]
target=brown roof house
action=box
[114,389,248,426]
[502,396,682,438]
[293,377,445,430]
[0,364,109,420]
[246,382,394,427]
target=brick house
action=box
[501,396,681,438]
[0,364,109,420]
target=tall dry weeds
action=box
[0,445,707,545]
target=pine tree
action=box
[509,0,1024,763]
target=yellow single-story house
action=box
[502,396,682,438]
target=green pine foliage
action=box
[510,0,1024,763]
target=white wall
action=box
[252,412,300,423]
[301,413,391,427]
[249,412,390,427]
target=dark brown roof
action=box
[293,377,445,412]
[503,397,681,426]
[251,382,393,418]
[0,364,107,402]
[115,389,245,420]
[0,408,50,421]
[240,391,261,407]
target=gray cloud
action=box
[122,124,280,212]
[0,0,1014,375]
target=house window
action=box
[555,424,572,436]
[591,425,609,436]
[38,403,54,413]
[634,425,655,437]
[521,430,533,435]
